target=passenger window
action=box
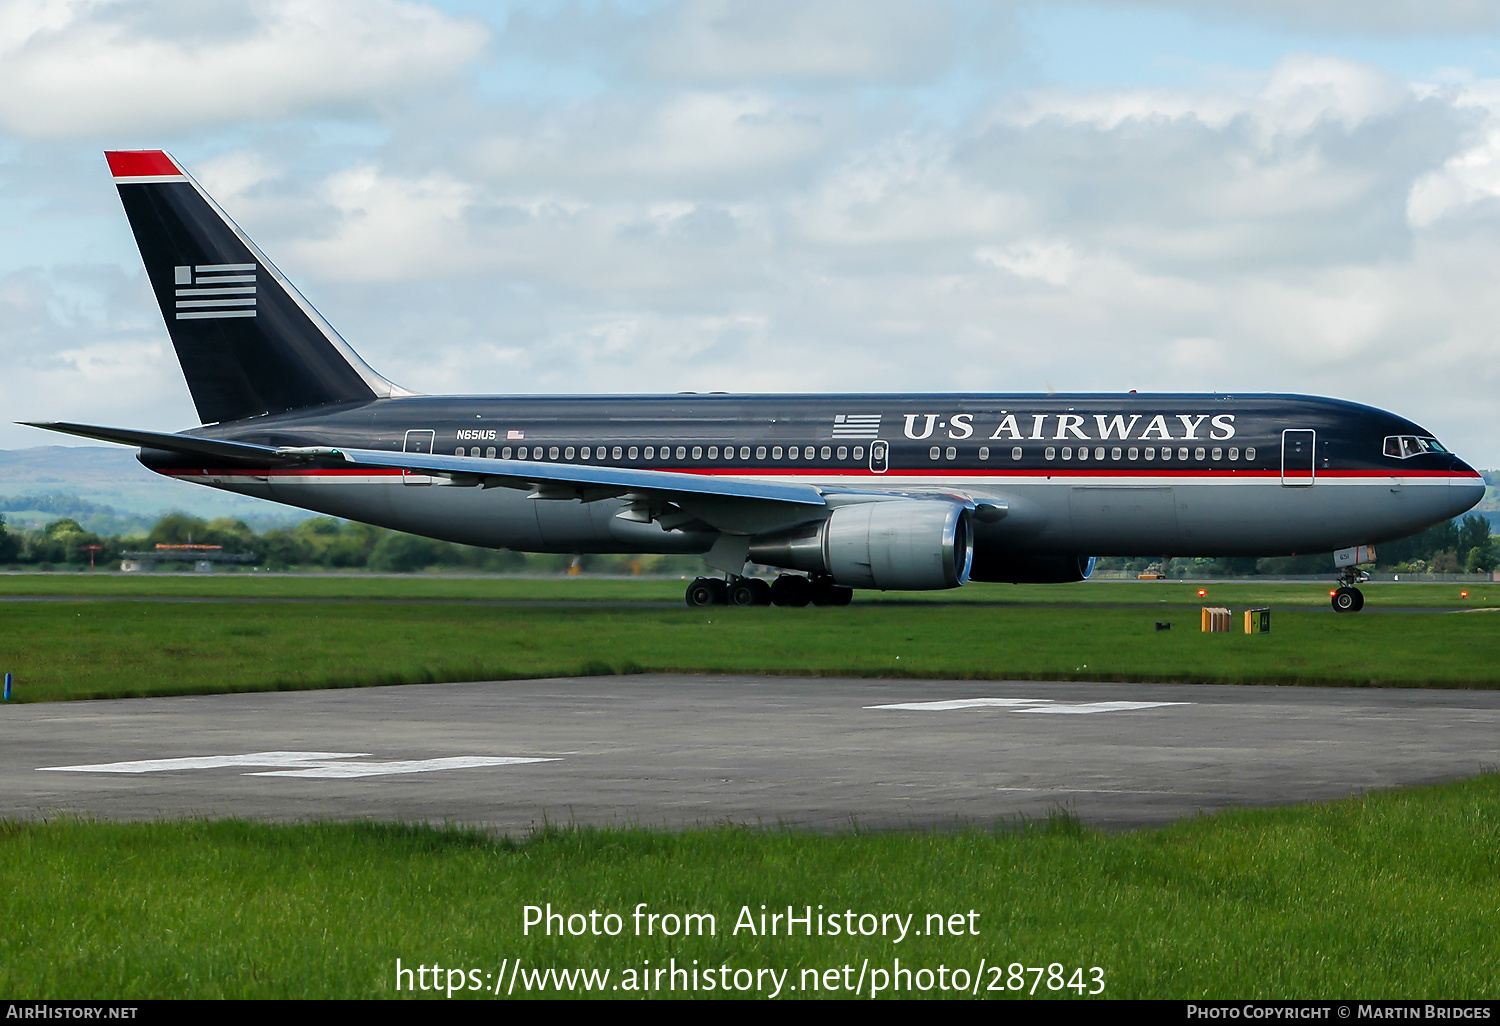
[675,446,686,459]
[1211,447,1221,460]
[708,446,718,458]
[820,446,831,459]
[627,446,638,459]
[549,446,560,459]
[945,446,957,460]
[502,446,513,459]
[1078,447,1089,461]
[1160,448,1170,461]
[772,446,783,458]
[741,446,751,459]
[1011,447,1022,461]
[788,446,798,460]
[1178,448,1188,460]
[517,448,528,460]
[1194,447,1205,460]
[612,446,623,459]
[692,446,703,459]
[644,446,654,458]
[1111,447,1121,460]
[756,446,767,459]
[1094,447,1104,460]
[533,447,543,459]
[1045,446,1056,460]
[1144,447,1155,460]
[978,446,990,461]
[1127,447,1138,460]
[1227,447,1237,461]
[805,446,815,459]
[1246,447,1256,460]
[852,446,863,459]
[837,446,848,459]
[1062,447,1072,460]
[929,446,941,460]
[487,447,497,458]
[454,447,463,456]
[662,447,671,460]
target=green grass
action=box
[3,774,1499,998]
[1,571,1496,608]
[2,599,1499,702]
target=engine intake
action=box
[749,500,973,590]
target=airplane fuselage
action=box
[140,391,1484,575]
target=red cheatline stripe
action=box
[158,466,1477,481]
[105,150,182,178]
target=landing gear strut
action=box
[1331,567,1368,613]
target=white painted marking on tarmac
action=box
[250,757,556,778]
[1016,701,1190,714]
[38,752,367,773]
[38,751,559,778]
[868,698,1191,714]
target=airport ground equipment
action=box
[1244,608,1271,634]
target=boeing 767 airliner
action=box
[24,151,1486,610]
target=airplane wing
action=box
[22,421,829,535]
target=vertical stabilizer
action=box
[106,150,413,425]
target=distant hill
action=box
[0,447,311,531]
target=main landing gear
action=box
[684,574,852,607]
[1331,567,1368,613]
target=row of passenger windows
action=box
[453,442,1259,463]
[454,444,869,461]
[927,444,1256,462]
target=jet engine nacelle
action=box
[969,552,1096,584]
[749,499,974,590]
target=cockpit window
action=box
[1383,435,1447,459]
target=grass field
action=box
[1,575,1498,702]
[2,773,1498,999]
[1,571,1495,607]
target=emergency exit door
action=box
[868,439,889,474]
[1281,429,1315,486]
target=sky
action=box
[2,0,1500,465]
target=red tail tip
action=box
[105,150,182,178]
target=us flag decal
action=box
[173,263,256,320]
[832,413,881,438]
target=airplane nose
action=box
[1448,457,1486,518]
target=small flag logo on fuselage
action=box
[832,414,882,439]
[173,263,256,320]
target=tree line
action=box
[0,508,1492,576]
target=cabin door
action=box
[1281,429,1315,486]
[868,439,889,474]
[402,429,436,486]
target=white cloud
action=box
[0,0,487,138]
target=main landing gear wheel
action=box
[685,577,727,607]
[770,574,813,607]
[810,577,854,606]
[1331,586,1364,613]
[728,578,772,606]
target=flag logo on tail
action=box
[173,263,256,320]
[832,414,881,438]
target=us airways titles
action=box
[897,412,1237,442]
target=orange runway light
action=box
[1198,589,1207,597]
[1461,591,1469,598]
[1330,590,1337,596]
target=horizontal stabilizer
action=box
[22,421,293,464]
